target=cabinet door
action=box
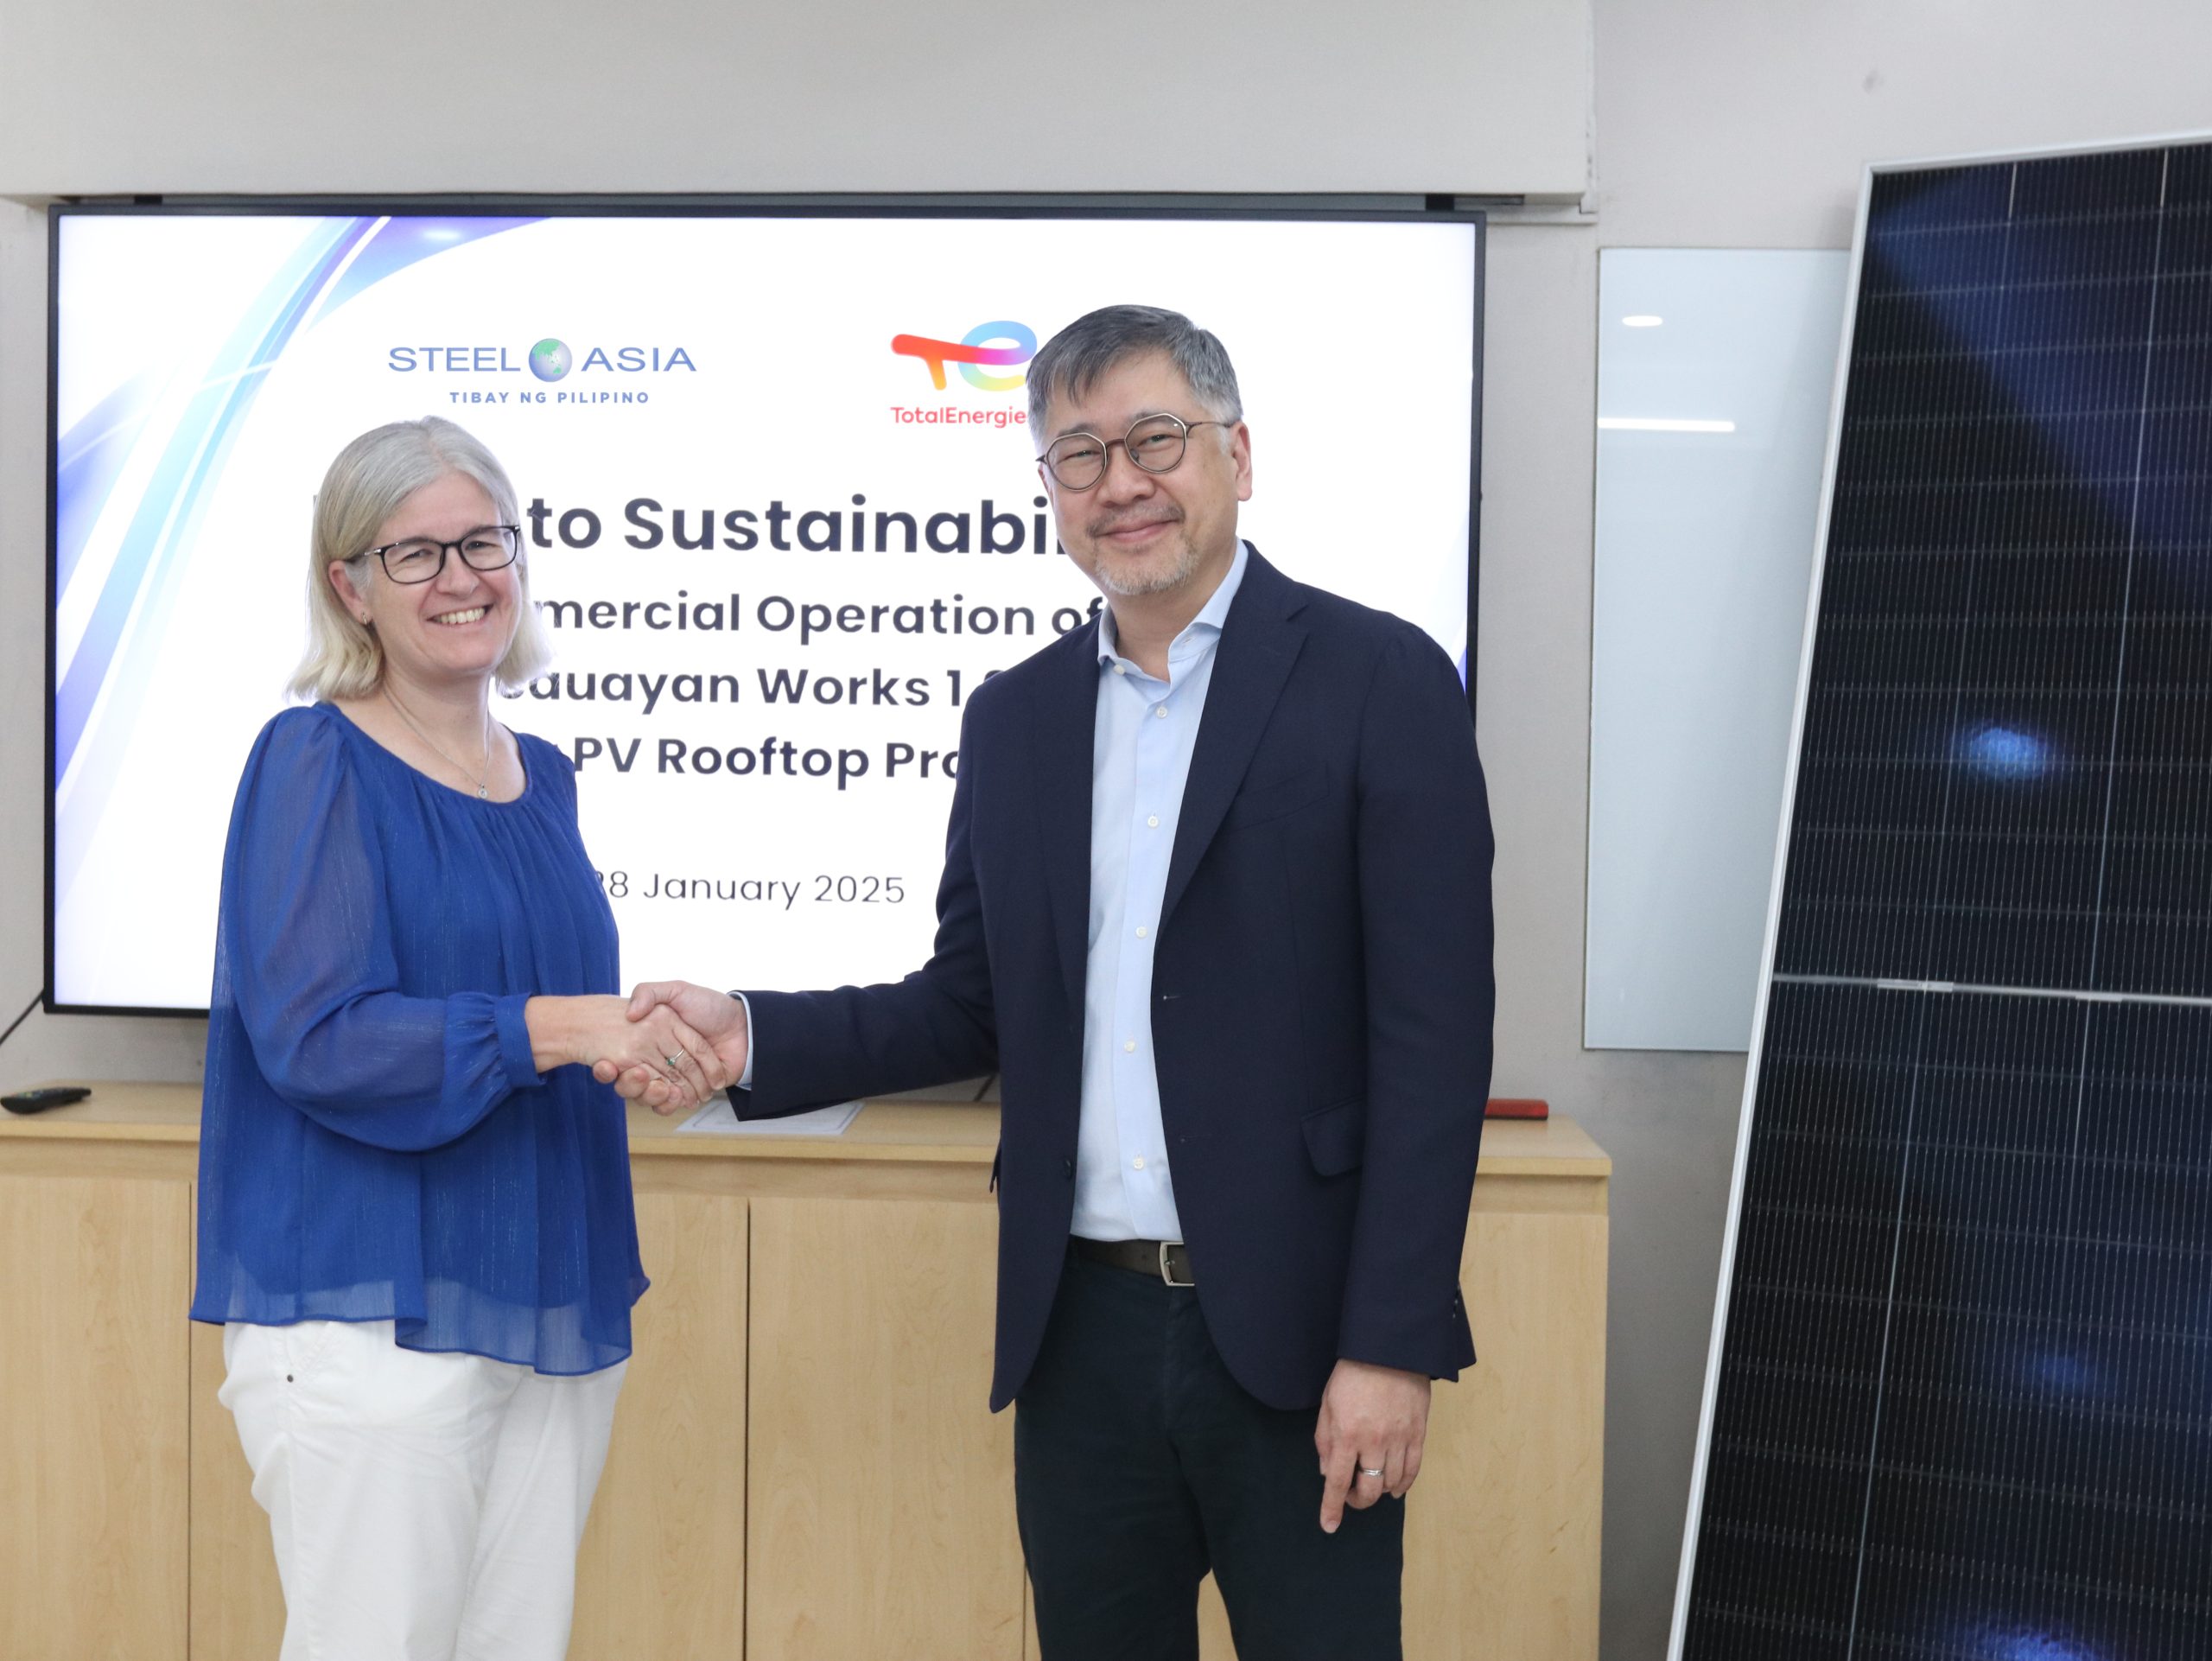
[1402,1206,1609,1661]
[571,1188,749,1658]
[190,1316,286,1658]
[0,1174,190,1661]
[748,1196,1021,1661]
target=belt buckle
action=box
[1158,1240,1193,1288]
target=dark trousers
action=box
[1014,1252,1404,1661]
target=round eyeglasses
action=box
[1038,413,1232,492]
[357,525,523,584]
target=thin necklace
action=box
[383,684,495,799]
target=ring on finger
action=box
[1359,1465,1385,1479]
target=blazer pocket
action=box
[1301,1097,1366,1177]
[1223,765,1330,831]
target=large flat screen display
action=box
[48,205,1482,1015]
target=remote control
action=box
[2,1086,92,1115]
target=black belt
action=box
[1073,1237,1195,1287]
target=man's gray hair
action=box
[1027,305,1243,434]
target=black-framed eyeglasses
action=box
[356,525,522,584]
[1038,413,1232,492]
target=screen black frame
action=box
[45,194,1486,1018]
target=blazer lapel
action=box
[1160,551,1307,930]
[1030,625,1102,1017]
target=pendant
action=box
[477,785,489,799]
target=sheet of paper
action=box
[676,1096,863,1136]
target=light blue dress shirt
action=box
[739,543,1251,1249]
[1072,541,1249,1243]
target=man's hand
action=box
[594,981,750,1115]
[1313,1359,1431,1532]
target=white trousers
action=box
[219,1320,627,1661]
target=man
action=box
[602,305,1492,1660]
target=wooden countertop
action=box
[1,1081,1610,1177]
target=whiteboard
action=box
[1584,249,1847,1052]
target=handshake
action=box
[549,982,751,1116]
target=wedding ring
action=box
[1359,1467,1384,1479]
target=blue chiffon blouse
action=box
[191,703,645,1374]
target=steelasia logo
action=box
[386,340,698,377]
[888,321,1035,430]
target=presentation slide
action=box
[51,210,1478,1012]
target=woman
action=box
[192,417,733,1661]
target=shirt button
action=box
[1135,926,1149,939]
[1154,705,1169,719]
[1123,1039,1136,1053]
[1132,1157,1146,1170]
[1147,815,1160,828]
[1113,663,1127,675]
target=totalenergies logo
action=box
[891,321,1036,392]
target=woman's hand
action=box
[524,995,728,1110]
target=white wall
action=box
[4,2,2212,1656]
[0,0,1592,197]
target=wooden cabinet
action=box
[0,1163,191,1661]
[0,1089,1609,1659]
[572,1189,750,1660]
[189,1316,283,1661]
[747,1198,1022,1661]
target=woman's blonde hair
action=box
[289,417,555,702]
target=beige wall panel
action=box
[0,1174,189,1661]
[749,1196,1021,1661]
[572,1189,750,1659]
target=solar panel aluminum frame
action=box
[1665,126,2212,1661]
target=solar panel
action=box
[1674,137,2212,1661]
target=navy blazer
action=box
[741,548,1494,1411]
